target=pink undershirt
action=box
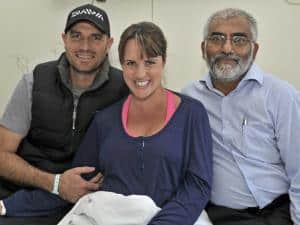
[122,90,176,137]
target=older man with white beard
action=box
[182,8,300,225]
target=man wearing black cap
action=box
[0,3,128,220]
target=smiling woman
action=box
[121,39,165,102]
[117,22,171,137]
[119,23,165,101]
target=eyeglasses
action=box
[206,34,252,48]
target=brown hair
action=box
[118,21,167,64]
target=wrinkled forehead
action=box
[208,16,252,37]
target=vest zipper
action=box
[72,98,79,132]
[72,106,77,131]
[70,92,80,154]
[71,99,79,154]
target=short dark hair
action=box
[118,21,167,64]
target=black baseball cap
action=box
[64,4,110,36]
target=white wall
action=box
[1,0,299,114]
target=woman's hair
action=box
[118,21,167,64]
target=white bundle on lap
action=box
[58,191,213,225]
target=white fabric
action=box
[58,191,213,225]
[0,200,6,216]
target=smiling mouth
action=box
[76,53,94,60]
[135,80,150,88]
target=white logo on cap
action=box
[71,8,104,21]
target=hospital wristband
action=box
[52,174,61,195]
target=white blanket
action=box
[58,191,213,225]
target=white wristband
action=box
[52,174,61,195]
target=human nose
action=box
[221,39,234,54]
[80,38,90,50]
[136,63,147,78]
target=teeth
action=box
[77,54,93,59]
[135,80,149,87]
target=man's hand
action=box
[58,167,103,203]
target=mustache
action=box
[211,53,241,65]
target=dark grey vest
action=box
[0,58,128,197]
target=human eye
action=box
[211,35,223,41]
[91,33,104,41]
[145,59,155,66]
[232,36,249,46]
[69,31,81,41]
[125,60,136,67]
[208,35,224,45]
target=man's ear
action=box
[252,42,259,60]
[201,41,207,60]
[61,32,67,46]
[106,37,114,51]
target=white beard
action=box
[206,47,254,82]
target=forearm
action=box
[0,151,54,192]
[149,177,211,225]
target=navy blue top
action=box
[4,93,212,225]
[73,93,212,224]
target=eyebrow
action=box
[231,32,248,37]
[69,30,79,34]
[93,30,105,36]
[210,32,249,37]
[210,32,224,36]
[69,29,104,36]
[146,56,160,61]
[91,33,104,37]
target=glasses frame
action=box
[206,34,254,49]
